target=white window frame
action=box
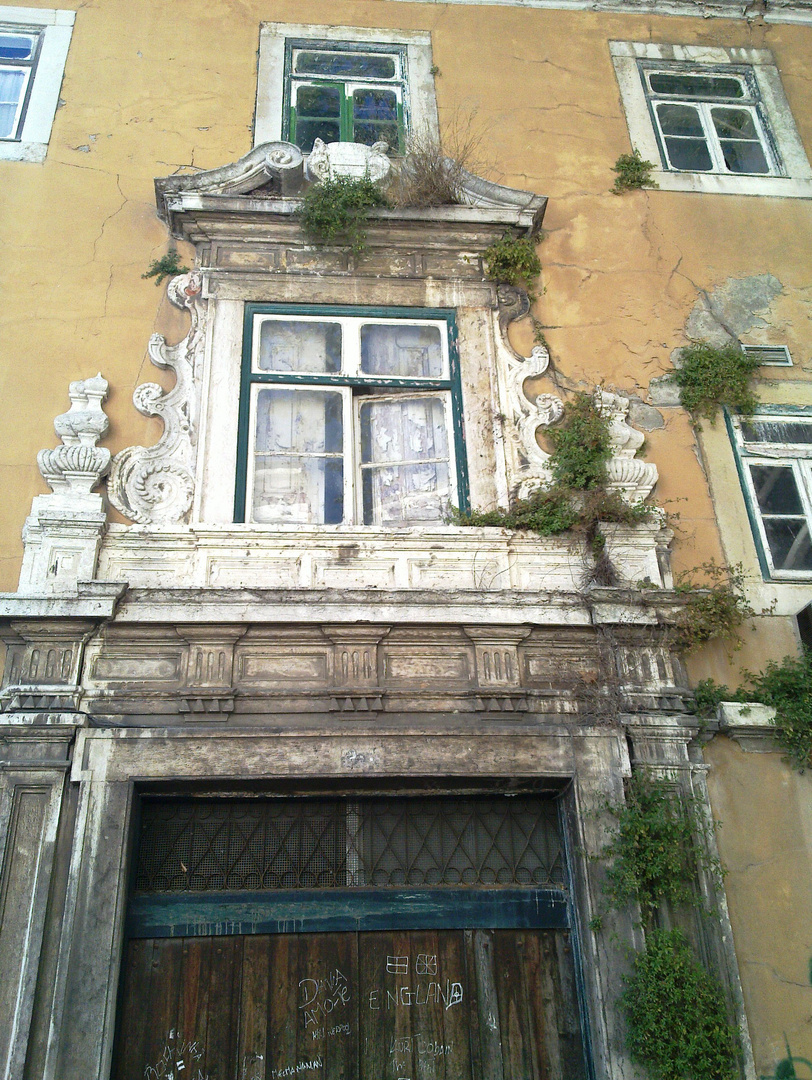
[610,42,812,198]
[254,22,439,149]
[732,411,812,580]
[0,6,73,162]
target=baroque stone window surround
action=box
[610,41,812,198]
[0,5,74,162]
[728,405,812,581]
[254,22,439,150]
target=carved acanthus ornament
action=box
[108,271,207,525]
[494,286,657,503]
[37,374,111,495]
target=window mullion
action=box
[697,102,726,172]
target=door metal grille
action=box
[134,795,565,893]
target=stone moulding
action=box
[108,272,207,526]
[155,141,547,238]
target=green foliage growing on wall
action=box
[602,772,710,912]
[451,393,654,551]
[622,929,738,1080]
[483,232,542,290]
[673,343,761,425]
[299,175,389,255]
[547,391,612,490]
[611,149,659,194]
[746,651,812,772]
[673,562,756,652]
[142,251,190,285]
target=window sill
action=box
[0,139,48,163]
[650,170,812,199]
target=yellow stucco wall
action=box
[1,2,811,1067]
[706,735,812,1076]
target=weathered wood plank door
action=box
[112,795,588,1080]
[113,927,585,1080]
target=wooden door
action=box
[113,927,585,1080]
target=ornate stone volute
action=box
[37,373,111,495]
[108,271,206,525]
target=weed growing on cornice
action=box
[622,929,738,1080]
[673,343,760,425]
[451,393,655,575]
[299,175,388,255]
[611,148,659,194]
[142,250,190,285]
[672,562,757,651]
[483,232,542,291]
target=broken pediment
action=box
[155,141,547,239]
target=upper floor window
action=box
[0,7,74,162]
[235,306,468,527]
[255,23,439,152]
[611,42,812,198]
[0,28,41,139]
[643,65,776,176]
[286,43,406,153]
[731,411,812,578]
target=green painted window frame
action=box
[727,405,812,581]
[283,38,407,153]
[234,303,469,525]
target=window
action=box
[731,411,812,578]
[0,28,41,139]
[286,43,405,153]
[0,7,73,162]
[254,23,439,151]
[643,65,776,175]
[235,306,468,526]
[611,42,812,198]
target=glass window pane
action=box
[664,136,713,171]
[354,121,399,148]
[295,84,341,118]
[656,103,705,137]
[251,389,344,524]
[648,72,744,99]
[295,51,396,80]
[294,119,340,152]
[352,88,397,121]
[763,519,812,571]
[742,421,812,444]
[360,324,444,378]
[0,34,34,61]
[360,397,450,525]
[711,107,758,140]
[720,138,769,174]
[258,320,342,374]
[749,465,805,515]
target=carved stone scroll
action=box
[108,272,207,525]
[493,286,657,503]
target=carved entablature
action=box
[107,272,207,527]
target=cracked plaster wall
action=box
[705,736,812,1077]
[0,4,811,1064]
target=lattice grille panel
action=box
[134,796,564,893]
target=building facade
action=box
[0,2,811,1079]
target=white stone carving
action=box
[493,288,657,503]
[19,375,112,594]
[305,139,391,184]
[37,373,111,495]
[108,271,207,525]
[597,388,659,502]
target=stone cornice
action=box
[360,0,812,24]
